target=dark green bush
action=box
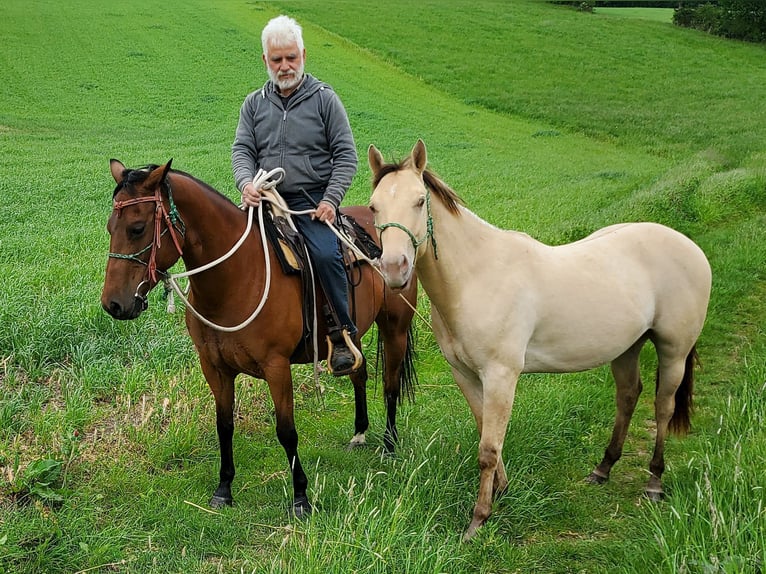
[720,0,766,42]
[674,0,766,42]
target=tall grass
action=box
[1,0,765,572]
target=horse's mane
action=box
[113,165,236,207]
[372,160,464,216]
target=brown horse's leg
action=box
[264,361,311,517]
[587,339,646,485]
[348,358,370,449]
[646,345,693,501]
[377,325,410,454]
[198,359,237,508]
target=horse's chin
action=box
[383,271,414,292]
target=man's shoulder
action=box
[304,74,336,95]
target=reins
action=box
[164,168,286,332]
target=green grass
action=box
[596,8,675,23]
[1,0,766,572]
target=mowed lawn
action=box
[1,1,765,573]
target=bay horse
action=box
[101,160,417,517]
[367,139,711,540]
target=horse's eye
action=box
[129,224,146,238]
[416,196,426,208]
[368,204,377,215]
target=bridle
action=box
[108,177,185,310]
[374,187,439,259]
[107,167,285,332]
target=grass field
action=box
[1,1,765,572]
[596,8,675,23]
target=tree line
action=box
[553,1,766,43]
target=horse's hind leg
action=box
[348,358,370,449]
[378,325,414,454]
[198,359,237,508]
[645,344,695,501]
[587,339,646,486]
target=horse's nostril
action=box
[106,301,122,318]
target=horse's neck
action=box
[416,201,532,311]
[173,176,259,291]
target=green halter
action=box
[375,189,438,260]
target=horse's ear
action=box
[411,139,427,175]
[162,158,173,181]
[368,144,384,176]
[145,159,174,190]
[110,159,126,183]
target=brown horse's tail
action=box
[399,326,418,404]
[376,325,418,405]
[664,346,698,436]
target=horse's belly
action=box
[522,320,649,373]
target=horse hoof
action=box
[209,495,233,508]
[290,496,313,520]
[644,489,665,502]
[347,433,366,450]
[585,471,608,485]
[462,521,482,542]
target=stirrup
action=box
[326,328,363,376]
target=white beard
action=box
[268,63,305,93]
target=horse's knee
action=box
[276,424,298,450]
[478,443,500,472]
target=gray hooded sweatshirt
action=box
[231,74,357,210]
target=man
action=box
[232,15,362,375]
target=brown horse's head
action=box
[101,159,184,320]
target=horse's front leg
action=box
[463,365,520,542]
[348,358,370,450]
[265,361,312,517]
[199,358,236,508]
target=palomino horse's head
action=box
[369,139,461,289]
[101,159,185,320]
[368,139,430,290]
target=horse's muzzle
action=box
[102,295,147,320]
[379,253,413,290]
[102,280,150,320]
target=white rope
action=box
[164,166,428,334]
[164,168,284,332]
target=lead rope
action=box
[163,167,285,332]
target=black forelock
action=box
[112,164,162,197]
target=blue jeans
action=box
[285,191,356,336]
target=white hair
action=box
[261,15,304,56]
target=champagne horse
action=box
[367,139,711,540]
[101,160,417,517]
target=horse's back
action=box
[565,222,710,286]
[522,222,711,372]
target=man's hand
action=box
[312,201,336,224]
[241,182,262,207]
